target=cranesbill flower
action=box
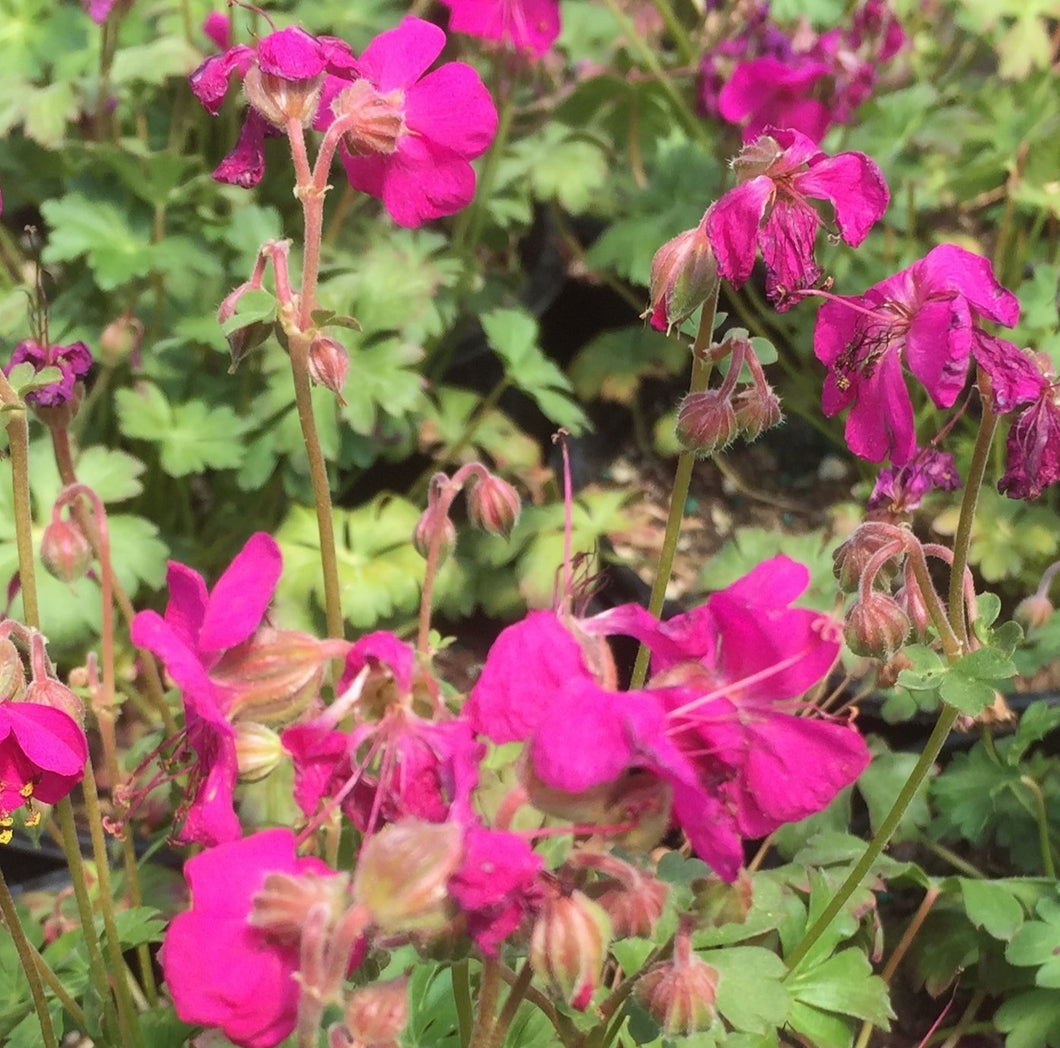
[317,18,497,228]
[999,379,1060,500]
[867,447,960,515]
[718,57,833,144]
[816,244,1020,464]
[161,829,344,1048]
[130,534,282,845]
[706,129,888,305]
[0,701,88,836]
[4,339,92,408]
[439,0,561,57]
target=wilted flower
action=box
[4,339,92,409]
[867,447,961,515]
[999,378,1060,500]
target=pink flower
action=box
[867,447,960,514]
[0,702,88,827]
[282,631,484,833]
[4,340,92,408]
[718,57,833,144]
[706,129,888,305]
[161,829,340,1048]
[815,244,1020,464]
[131,534,282,845]
[999,380,1060,500]
[202,11,231,51]
[439,0,561,57]
[317,18,497,228]
[82,0,124,22]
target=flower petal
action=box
[199,532,282,652]
[356,17,445,94]
[705,180,774,286]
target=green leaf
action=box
[700,946,788,1034]
[110,36,200,86]
[995,989,1060,1048]
[787,949,894,1040]
[1007,896,1060,987]
[220,288,280,335]
[569,326,688,403]
[518,124,610,214]
[939,646,1017,715]
[961,878,1027,941]
[22,80,77,147]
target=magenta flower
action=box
[4,339,92,408]
[317,18,497,228]
[202,11,231,51]
[467,559,867,882]
[867,447,960,514]
[282,631,484,833]
[161,829,340,1048]
[190,26,357,187]
[706,129,888,305]
[82,0,124,22]
[816,244,1020,464]
[439,0,561,57]
[130,533,282,845]
[0,702,88,827]
[718,57,833,144]
[999,379,1060,500]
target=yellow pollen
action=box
[24,809,41,828]
[19,782,34,799]
[0,829,11,845]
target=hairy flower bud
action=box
[568,852,669,940]
[675,390,738,457]
[832,522,903,593]
[845,593,910,659]
[1015,592,1054,630]
[99,314,143,367]
[308,334,350,403]
[895,577,932,640]
[643,223,718,334]
[233,721,286,781]
[635,950,719,1036]
[41,518,94,583]
[467,472,521,539]
[0,638,27,702]
[23,677,84,724]
[211,628,350,725]
[413,507,457,563]
[341,975,409,1048]
[353,819,464,934]
[732,381,782,440]
[250,869,352,943]
[529,891,612,1010]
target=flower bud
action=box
[643,224,718,334]
[895,577,932,640]
[23,677,84,723]
[342,975,409,1048]
[467,472,521,539]
[529,890,612,1010]
[99,314,143,367]
[675,390,738,457]
[353,819,464,934]
[732,381,782,441]
[832,522,903,593]
[583,866,668,940]
[250,869,352,943]
[308,335,350,404]
[845,593,910,659]
[0,638,27,702]
[211,628,350,725]
[41,518,94,583]
[1016,592,1054,630]
[243,63,324,129]
[412,508,457,563]
[333,80,407,156]
[636,951,719,1036]
[233,721,286,781]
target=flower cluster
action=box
[189,17,497,227]
[699,0,905,143]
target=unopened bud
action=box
[529,890,611,1010]
[580,864,668,940]
[643,224,718,334]
[895,578,932,640]
[353,819,464,934]
[250,869,351,943]
[342,975,409,1048]
[243,63,324,129]
[832,522,903,593]
[467,472,521,539]
[23,677,84,723]
[99,314,143,367]
[234,721,286,781]
[0,638,27,702]
[675,390,738,457]
[308,335,350,404]
[211,628,350,724]
[41,518,94,583]
[333,80,407,157]
[1016,592,1054,630]
[636,948,719,1036]
[413,508,457,563]
[845,593,910,659]
[732,381,782,440]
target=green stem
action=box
[453,960,474,1048]
[80,761,146,1048]
[3,401,40,629]
[468,958,503,1048]
[646,0,697,64]
[948,398,996,644]
[915,834,985,879]
[630,287,719,688]
[0,869,58,1048]
[486,961,534,1048]
[56,796,121,1044]
[1020,775,1057,877]
[25,935,89,1029]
